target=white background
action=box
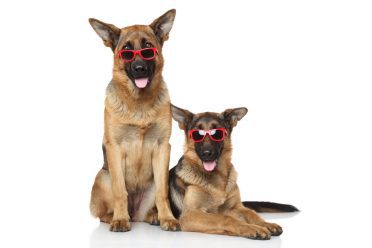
[0,0,371,247]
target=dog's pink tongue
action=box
[203,161,217,171]
[134,78,149,88]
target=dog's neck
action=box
[105,76,170,123]
[179,154,237,193]
[113,72,165,97]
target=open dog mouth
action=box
[134,77,149,88]
[202,160,217,172]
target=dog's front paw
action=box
[110,219,131,232]
[240,224,271,240]
[261,222,283,236]
[160,218,180,231]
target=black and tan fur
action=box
[89,9,179,232]
[169,105,298,240]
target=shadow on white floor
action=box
[90,213,298,248]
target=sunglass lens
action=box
[140,49,155,59]
[191,131,204,141]
[121,51,134,60]
[211,130,224,141]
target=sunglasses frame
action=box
[189,128,228,143]
[117,47,158,62]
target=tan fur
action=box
[170,107,283,239]
[178,139,281,239]
[89,10,179,232]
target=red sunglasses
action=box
[118,47,158,62]
[189,128,228,143]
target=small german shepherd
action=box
[89,10,179,232]
[169,105,298,240]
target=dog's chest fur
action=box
[118,124,162,187]
[175,161,238,212]
[105,81,171,191]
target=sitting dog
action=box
[169,105,298,240]
[89,9,179,232]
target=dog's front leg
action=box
[152,142,180,231]
[180,210,271,239]
[106,142,131,232]
[235,205,282,236]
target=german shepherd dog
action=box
[89,9,179,232]
[169,105,298,240]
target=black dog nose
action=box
[134,65,146,73]
[131,61,148,77]
[202,150,213,159]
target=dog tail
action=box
[242,201,299,213]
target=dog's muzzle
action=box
[131,60,149,88]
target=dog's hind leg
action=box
[144,207,159,226]
[90,169,114,222]
[100,213,113,224]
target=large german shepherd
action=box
[89,9,179,232]
[169,105,298,240]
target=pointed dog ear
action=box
[150,9,176,45]
[171,104,193,130]
[89,18,121,52]
[222,107,248,128]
